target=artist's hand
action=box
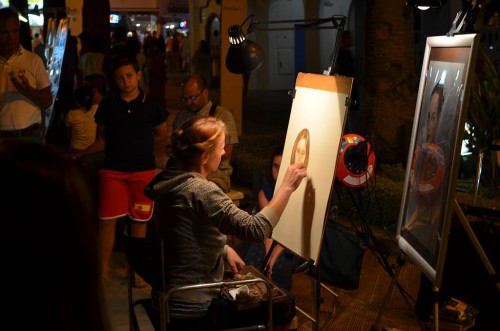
[226,246,245,274]
[281,162,307,192]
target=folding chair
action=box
[125,232,276,331]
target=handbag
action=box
[318,220,367,290]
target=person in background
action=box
[145,37,167,110]
[33,33,47,68]
[180,31,191,72]
[171,74,238,192]
[32,32,42,49]
[145,115,306,331]
[65,84,97,154]
[191,40,211,87]
[70,73,107,200]
[72,55,168,280]
[0,7,52,143]
[242,145,303,291]
[77,33,106,85]
[77,30,92,57]
[1,140,111,331]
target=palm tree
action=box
[364,0,419,164]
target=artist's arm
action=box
[11,75,52,110]
[266,162,307,216]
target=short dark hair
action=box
[431,83,445,116]
[0,7,20,23]
[111,55,139,74]
[84,74,107,96]
[73,85,93,110]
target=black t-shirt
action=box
[95,90,168,172]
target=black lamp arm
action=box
[241,14,346,74]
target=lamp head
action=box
[226,24,264,74]
[406,0,446,10]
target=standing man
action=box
[0,7,52,142]
[172,74,238,192]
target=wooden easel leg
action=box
[453,199,500,292]
[371,256,405,331]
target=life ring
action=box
[336,134,376,188]
[410,143,445,195]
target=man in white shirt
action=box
[0,7,52,142]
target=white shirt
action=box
[66,104,98,150]
[0,45,51,130]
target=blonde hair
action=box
[172,115,226,167]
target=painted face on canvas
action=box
[295,138,307,164]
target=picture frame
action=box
[396,34,480,287]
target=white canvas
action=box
[272,72,352,262]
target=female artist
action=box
[145,115,307,331]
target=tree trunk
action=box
[365,0,418,164]
[82,0,111,52]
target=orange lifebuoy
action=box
[410,143,445,195]
[336,134,376,188]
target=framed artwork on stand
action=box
[396,33,480,287]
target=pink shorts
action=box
[98,169,156,221]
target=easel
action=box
[263,235,340,331]
[372,198,499,331]
[334,184,422,331]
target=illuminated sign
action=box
[180,20,187,28]
[110,13,120,24]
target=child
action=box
[66,85,97,154]
[73,55,169,280]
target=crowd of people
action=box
[1,6,307,330]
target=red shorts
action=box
[98,169,156,221]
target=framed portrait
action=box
[272,72,352,262]
[396,34,480,287]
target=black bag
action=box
[318,220,367,290]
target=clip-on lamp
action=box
[225,12,347,75]
[406,0,484,36]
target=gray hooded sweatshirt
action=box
[145,169,280,313]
